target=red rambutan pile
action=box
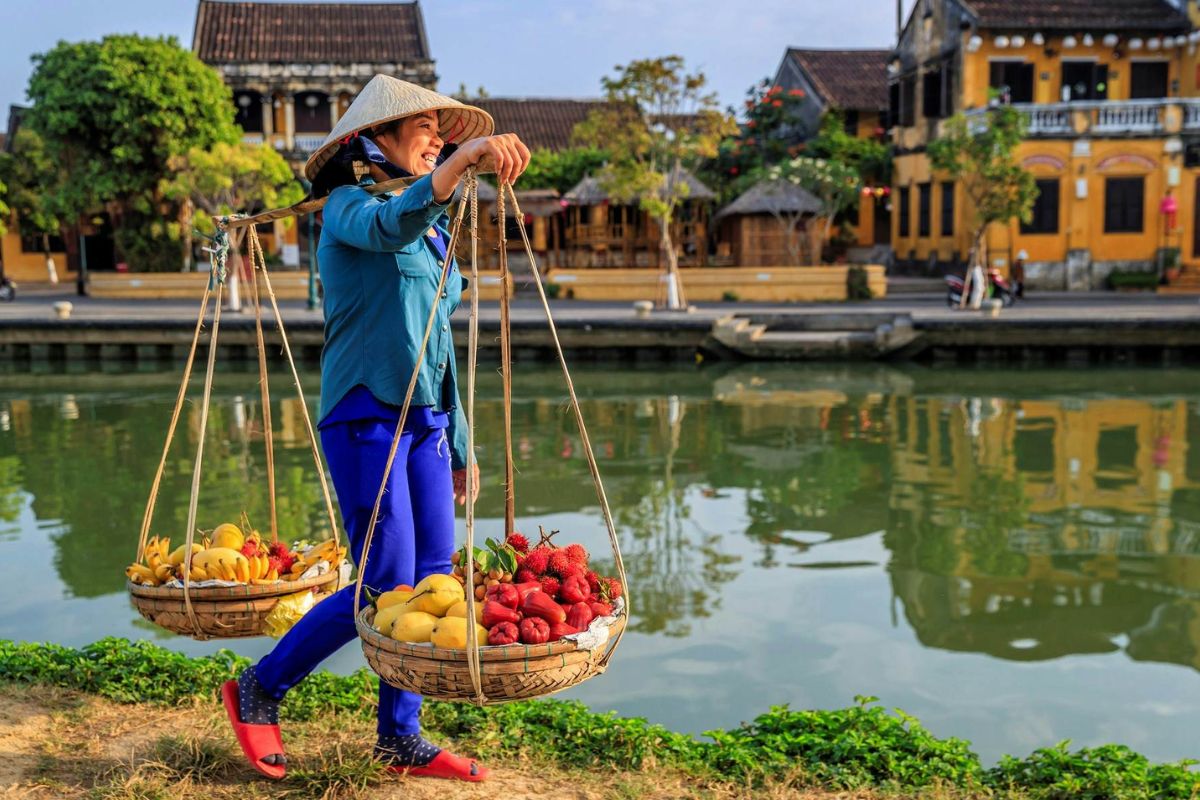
[505,532,530,553]
[538,576,561,597]
[514,567,538,584]
[547,550,576,577]
[564,543,589,570]
[522,547,552,575]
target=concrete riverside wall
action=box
[544,266,888,302]
[87,271,514,301]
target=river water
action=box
[1,362,1198,764]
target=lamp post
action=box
[77,230,88,296]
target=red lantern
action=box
[1160,193,1179,230]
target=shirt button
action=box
[437,362,445,370]
[437,260,444,267]
[441,291,448,298]
[442,324,448,331]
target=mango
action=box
[374,604,408,636]
[167,543,204,567]
[390,611,439,643]
[377,589,414,611]
[430,616,489,650]
[410,573,464,617]
[444,599,483,623]
[212,523,244,551]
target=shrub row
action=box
[1,637,1195,797]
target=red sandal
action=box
[389,750,490,782]
[221,679,287,780]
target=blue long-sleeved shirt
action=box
[317,173,469,469]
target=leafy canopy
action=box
[927,106,1037,247]
[0,128,61,240]
[710,79,809,195]
[573,56,736,224]
[161,142,305,236]
[520,147,609,195]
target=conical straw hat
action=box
[304,75,493,181]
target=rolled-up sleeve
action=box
[323,174,451,252]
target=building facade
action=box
[772,47,892,260]
[193,0,436,265]
[889,0,1197,289]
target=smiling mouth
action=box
[421,152,438,168]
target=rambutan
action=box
[585,570,601,593]
[522,547,552,575]
[564,543,589,569]
[603,577,623,600]
[240,541,262,559]
[538,576,561,597]
[505,532,530,553]
[514,567,538,584]
[547,550,575,577]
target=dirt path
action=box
[0,686,854,800]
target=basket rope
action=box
[136,217,347,639]
[354,172,630,704]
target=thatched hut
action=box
[714,179,823,266]
[561,168,715,268]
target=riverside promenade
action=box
[0,283,1197,364]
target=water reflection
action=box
[3,365,1200,677]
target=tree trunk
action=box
[961,225,987,309]
[42,233,59,285]
[181,199,194,273]
[658,215,685,310]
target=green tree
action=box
[574,56,736,308]
[0,128,64,282]
[160,141,304,271]
[767,156,861,260]
[808,112,891,186]
[709,79,810,198]
[24,34,239,272]
[519,146,609,194]
[927,106,1037,287]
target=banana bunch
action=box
[186,547,251,582]
[126,536,176,586]
[282,538,346,581]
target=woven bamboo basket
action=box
[128,571,340,639]
[356,606,625,703]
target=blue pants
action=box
[254,417,455,736]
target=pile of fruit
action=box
[126,517,346,588]
[372,529,623,647]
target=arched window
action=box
[294,91,330,133]
[234,91,264,133]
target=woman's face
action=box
[375,111,443,176]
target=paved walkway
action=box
[2,285,1197,327]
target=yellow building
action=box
[772,48,893,261]
[890,0,1196,289]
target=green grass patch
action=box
[3,637,1197,797]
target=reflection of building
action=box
[889,0,1196,288]
[886,391,1200,671]
[193,0,437,266]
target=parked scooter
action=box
[945,266,1016,308]
[0,276,17,302]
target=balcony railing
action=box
[294,134,327,154]
[963,99,1194,138]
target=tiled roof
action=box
[473,98,612,151]
[193,0,430,64]
[786,48,890,111]
[961,0,1190,32]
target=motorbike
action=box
[0,277,16,302]
[945,267,1015,308]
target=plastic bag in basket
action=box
[263,590,316,638]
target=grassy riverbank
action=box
[1,638,1196,799]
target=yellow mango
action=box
[373,604,407,636]
[212,523,245,551]
[376,589,414,611]
[167,543,204,567]
[430,616,489,650]
[390,611,439,643]
[410,573,464,617]
[444,599,483,623]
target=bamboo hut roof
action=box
[563,167,715,206]
[714,179,822,220]
[513,188,564,217]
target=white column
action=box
[328,94,340,129]
[260,96,274,137]
[284,93,296,151]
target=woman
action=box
[221,75,530,783]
